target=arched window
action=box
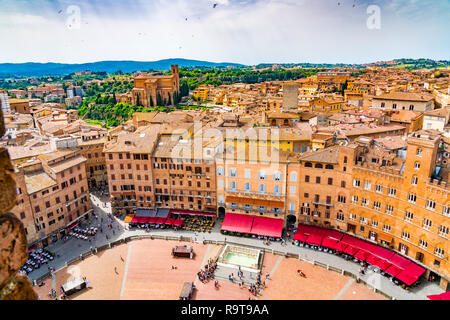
[258,170,266,180]
[273,171,282,181]
[314,163,323,169]
[325,164,334,170]
[344,156,348,164]
[305,162,312,168]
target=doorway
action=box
[347,224,356,233]
[218,206,225,219]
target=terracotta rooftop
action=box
[48,155,87,173]
[266,111,300,119]
[424,108,449,118]
[374,135,408,150]
[390,110,422,123]
[24,171,57,194]
[39,149,76,162]
[372,92,433,102]
[7,143,51,161]
[218,145,291,163]
[319,124,405,137]
[299,146,339,164]
[104,125,162,154]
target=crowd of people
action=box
[248,270,268,297]
[227,268,270,297]
[197,258,217,283]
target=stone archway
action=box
[218,206,226,218]
[287,214,297,224]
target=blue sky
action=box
[0,0,449,64]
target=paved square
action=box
[34,239,385,300]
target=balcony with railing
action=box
[224,204,285,215]
[311,200,334,207]
[226,190,285,202]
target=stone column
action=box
[0,108,38,300]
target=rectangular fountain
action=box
[217,244,262,272]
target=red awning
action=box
[427,291,450,300]
[343,245,359,256]
[341,235,376,252]
[385,264,403,277]
[250,217,283,238]
[396,271,418,286]
[138,217,150,223]
[293,232,308,242]
[297,224,319,235]
[306,234,322,246]
[169,210,216,217]
[67,221,79,230]
[165,218,175,225]
[320,229,344,241]
[374,259,391,271]
[404,262,426,279]
[335,242,348,252]
[131,216,142,223]
[366,254,381,266]
[155,217,166,224]
[138,217,148,223]
[321,237,340,250]
[372,246,395,261]
[145,217,158,224]
[221,213,254,234]
[172,219,184,227]
[389,254,412,269]
[438,291,450,300]
[354,250,371,262]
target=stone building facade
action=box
[9,148,92,248]
[131,65,180,107]
[0,107,38,300]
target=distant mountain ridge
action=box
[1,58,448,77]
[0,58,244,77]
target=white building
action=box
[422,107,449,133]
[372,92,434,112]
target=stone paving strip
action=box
[119,242,133,300]
[333,278,355,300]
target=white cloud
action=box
[0,0,448,64]
[1,13,50,25]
